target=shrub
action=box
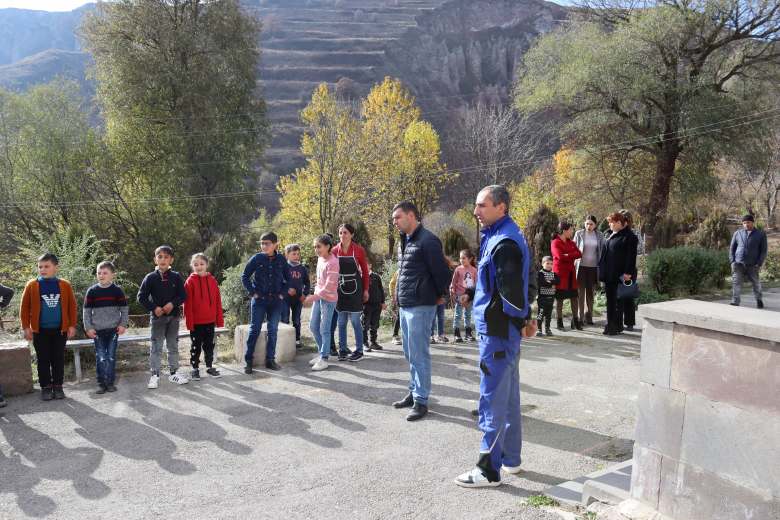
[524,204,559,268]
[646,246,730,295]
[686,211,731,250]
[220,261,251,329]
[636,288,671,305]
[760,250,780,283]
[651,216,679,250]
[441,228,470,258]
[205,234,242,283]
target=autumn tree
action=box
[515,0,780,234]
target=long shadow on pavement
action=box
[0,411,111,517]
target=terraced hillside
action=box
[251,0,448,177]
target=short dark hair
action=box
[97,260,116,272]
[480,185,511,214]
[338,223,356,235]
[392,201,420,220]
[542,255,553,263]
[38,253,59,265]
[742,214,755,222]
[260,232,278,244]
[155,245,174,257]
[557,221,573,234]
[285,244,301,254]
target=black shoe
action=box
[730,302,739,306]
[190,369,201,381]
[41,388,53,401]
[625,326,635,332]
[206,367,222,378]
[757,299,764,309]
[265,360,281,371]
[0,395,6,408]
[106,385,117,392]
[53,387,65,400]
[330,347,339,356]
[406,402,428,421]
[96,385,107,395]
[348,351,364,362]
[295,340,303,349]
[337,352,349,362]
[364,343,372,352]
[465,328,475,342]
[370,342,383,350]
[244,364,253,375]
[573,319,583,331]
[470,409,479,417]
[393,393,414,408]
[430,336,437,344]
[454,328,462,342]
[556,319,565,330]
[536,330,544,337]
[545,329,554,337]
[585,315,594,326]
[603,327,618,336]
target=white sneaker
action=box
[168,372,189,385]
[309,355,321,366]
[147,374,159,389]
[502,464,522,475]
[454,467,501,488]
[311,359,328,371]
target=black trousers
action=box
[605,282,621,333]
[33,328,66,389]
[190,323,215,369]
[537,296,554,328]
[362,304,382,344]
[622,298,636,327]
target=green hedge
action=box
[646,246,730,295]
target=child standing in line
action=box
[138,245,189,389]
[450,249,477,343]
[305,234,340,371]
[0,282,14,407]
[83,261,129,394]
[282,244,310,349]
[20,253,77,401]
[537,256,560,337]
[362,262,386,352]
[183,253,224,381]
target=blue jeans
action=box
[453,301,472,330]
[246,297,282,364]
[281,297,303,341]
[400,305,436,405]
[338,311,363,354]
[430,302,446,336]
[309,299,336,359]
[477,327,523,479]
[94,330,118,386]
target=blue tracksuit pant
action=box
[476,325,522,481]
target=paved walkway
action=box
[0,326,640,520]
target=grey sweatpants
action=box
[150,314,180,375]
[731,263,762,305]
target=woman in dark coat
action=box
[619,210,641,331]
[551,222,582,330]
[599,212,639,335]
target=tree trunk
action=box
[387,219,396,257]
[642,141,680,239]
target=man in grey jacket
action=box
[729,214,768,308]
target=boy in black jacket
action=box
[537,256,560,337]
[362,263,386,352]
[138,245,188,389]
[282,244,310,349]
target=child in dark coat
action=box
[362,263,386,351]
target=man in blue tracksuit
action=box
[455,185,538,488]
[241,232,292,373]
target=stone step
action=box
[544,460,633,508]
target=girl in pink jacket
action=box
[450,249,477,342]
[305,234,340,371]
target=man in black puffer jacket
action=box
[390,201,452,421]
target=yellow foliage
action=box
[509,171,558,229]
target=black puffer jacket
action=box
[599,227,638,283]
[396,225,452,307]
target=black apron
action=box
[337,254,363,313]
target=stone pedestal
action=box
[627,300,780,520]
[234,322,296,364]
[0,341,33,395]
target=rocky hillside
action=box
[0,0,568,182]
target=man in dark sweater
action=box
[391,201,452,421]
[282,244,310,349]
[730,214,768,308]
[362,263,386,351]
[138,245,188,389]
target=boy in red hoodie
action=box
[183,253,224,380]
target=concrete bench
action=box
[67,327,230,383]
[234,323,296,365]
[0,341,33,396]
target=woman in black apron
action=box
[328,224,370,362]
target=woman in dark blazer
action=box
[599,212,638,335]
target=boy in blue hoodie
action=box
[281,244,310,349]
